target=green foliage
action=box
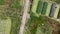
[0,0,5,5]
[55,0,60,3]
[41,2,48,15]
[36,0,43,14]
[10,13,21,34]
[24,15,52,34]
[50,0,60,3]
[0,0,23,34]
[10,0,20,8]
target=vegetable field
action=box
[0,0,60,34]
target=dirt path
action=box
[19,0,30,34]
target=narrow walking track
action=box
[19,0,30,34]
